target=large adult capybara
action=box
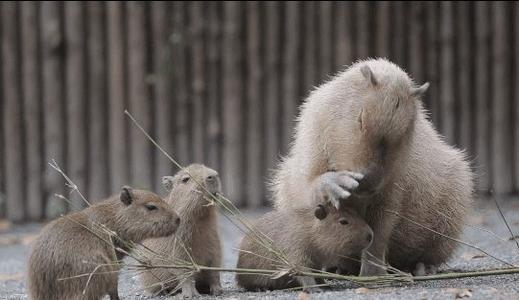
[271,58,473,276]
[27,186,180,300]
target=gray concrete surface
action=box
[1,198,519,299]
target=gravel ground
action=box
[1,197,519,300]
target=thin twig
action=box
[434,208,510,243]
[49,160,91,207]
[384,209,516,267]
[493,198,519,252]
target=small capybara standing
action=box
[272,58,473,276]
[27,186,180,300]
[139,164,223,299]
[236,203,373,292]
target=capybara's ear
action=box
[162,176,175,192]
[314,204,328,220]
[360,65,378,86]
[120,186,133,206]
[410,82,430,97]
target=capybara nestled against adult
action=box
[236,203,373,292]
[272,58,473,276]
[27,186,180,300]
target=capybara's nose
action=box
[175,217,181,226]
[366,231,373,243]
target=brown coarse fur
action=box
[236,204,373,292]
[139,164,222,298]
[27,187,180,300]
[271,58,473,275]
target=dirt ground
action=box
[1,197,519,300]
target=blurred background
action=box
[0,1,518,222]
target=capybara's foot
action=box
[181,281,200,299]
[303,287,324,293]
[360,260,387,276]
[313,171,364,209]
[209,284,223,296]
[412,262,438,276]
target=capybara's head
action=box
[313,204,373,257]
[116,186,180,242]
[356,60,428,147]
[334,59,429,195]
[162,164,221,216]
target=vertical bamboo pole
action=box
[206,2,222,172]
[41,1,66,218]
[151,1,174,188]
[439,2,456,144]
[491,2,513,194]
[87,2,110,200]
[222,2,243,205]
[22,2,43,219]
[127,2,152,189]
[189,2,206,163]
[2,2,25,221]
[474,2,491,193]
[107,2,129,193]
[64,2,87,209]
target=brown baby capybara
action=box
[139,164,222,299]
[272,58,473,276]
[27,186,180,300]
[236,203,373,292]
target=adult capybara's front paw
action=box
[313,171,364,211]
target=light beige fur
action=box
[272,58,473,275]
[236,204,373,291]
[139,164,222,298]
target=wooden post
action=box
[439,2,455,144]
[87,2,110,201]
[21,2,43,219]
[64,2,88,210]
[189,2,206,163]
[334,2,353,68]
[491,2,513,194]
[246,1,264,208]
[356,1,369,59]
[515,2,519,193]
[41,1,66,218]
[456,2,472,154]
[107,2,129,193]
[206,2,222,172]
[474,2,491,193]
[0,3,3,218]
[264,1,281,182]
[303,2,317,95]
[2,2,25,221]
[409,2,424,83]
[222,2,243,205]
[319,1,333,77]
[282,1,299,151]
[424,1,440,126]
[127,2,152,189]
[391,2,406,66]
[171,2,190,166]
[375,1,390,59]
[151,2,174,188]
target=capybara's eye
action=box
[181,176,190,183]
[339,218,349,225]
[145,204,158,211]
